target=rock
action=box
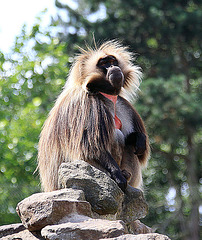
[58,161,148,223]
[58,160,124,215]
[1,230,44,240]
[16,188,92,231]
[118,186,148,223]
[0,223,44,240]
[41,218,126,240]
[0,223,25,238]
[128,220,153,234]
[100,233,171,240]
[1,230,43,240]
[1,160,170,240]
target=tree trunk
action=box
[185,132,199,240]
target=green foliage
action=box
[136,76,202,237]
[0,16,69,224]
[55,0,201,79]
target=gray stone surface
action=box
[41,218,126,240]
[16,188,92,231]
[100,233,171,240]
[0,223,25,238]
[58,160,124,215]
[127,220,153,234]
[118,186,148,223]
[0,223,44,240]
[59,161,148,223]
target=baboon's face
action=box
[69,42,140,97]
[85,53,126,95]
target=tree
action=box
[137,76,201,239]
[0,13,69,224]
[55,0,201,78]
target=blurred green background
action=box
[0,1,201,239]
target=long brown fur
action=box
[38,41,150,192]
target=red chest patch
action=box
[99,92,122,130]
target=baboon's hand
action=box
[134,132,146,155]
[111,170,127,192]
[125,132,146,155]
[99,151,127,192]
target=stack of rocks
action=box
[0,160,170,240]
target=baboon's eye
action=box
[97,56,118,69]
[99,59,108,66]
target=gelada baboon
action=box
[38,41,150,192]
